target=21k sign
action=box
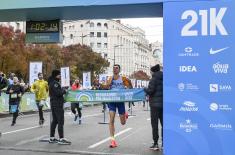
[164,0,235,155]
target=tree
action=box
[130,70,150,80]
[63,44,109,81]
[0,26,27,79]
[0,25,110,82]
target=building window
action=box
[70,34,73,39]
[97,32,101,37]
[16,22,20,30]
[97,43,101,48]
[104,53,108,58]
[104,32,107,38]
[64,27,67,31]
[90,22,94,27]
[97,23,101,27]
[104,23,108,29]
[90,32,94,37]
[90,42,94,48]
[104,43,108,48]
[80,24,83,28]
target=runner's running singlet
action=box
[111,76,125,90]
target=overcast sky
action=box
[120,18,163,43]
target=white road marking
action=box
[88,128,132,149]
[1,113,102,135]
[15,135,47,146]
[2,126,40,135]
[128,116,135,118]
[81,113,103,118]
[65,112,102,118]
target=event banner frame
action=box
[164,0,235,155]
[65,88,145,102]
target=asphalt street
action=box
[0,103,163,155]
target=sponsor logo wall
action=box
[164,0,235,155]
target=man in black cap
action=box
[144,64,163,151]
[48,69,71,145]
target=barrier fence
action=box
[0,88,145,113]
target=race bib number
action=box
[11,94,17,98]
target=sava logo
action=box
[179,101,198,112]
[179,66,197,72]
[209,84,232,92]
[212,62,229,74]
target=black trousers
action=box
[128,102,135,108]
[9,103,19,124]
[71,102,82,118]
[102,102,106,110]
[50,107,64,139]
[36,100,44,121]
[12,110,18,123]
[150,106,163,145]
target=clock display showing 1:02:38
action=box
[26,20,60,33]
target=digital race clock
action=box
[26,20,60,33]
[26,20,62,43]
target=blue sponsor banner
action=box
[164,0,235,155]
[26,33,61,43]
[65,88,145,102]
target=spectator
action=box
[0,71,8,96]
[92,78,106,112]
[144,64,163,151]
[8,73,15,85]
[0,71,8,135]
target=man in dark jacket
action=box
[0,71,8,96]
[144,64,163,151]
[48,69,71,145]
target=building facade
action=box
[0,22,25,33]
[62,19,152,76]
[150,41,163,67]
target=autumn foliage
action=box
[0,26,109,81]
[130,70,150,80]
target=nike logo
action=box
[209,47,229,55]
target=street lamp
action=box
[113,44,123,65]
[80,33,90,45]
